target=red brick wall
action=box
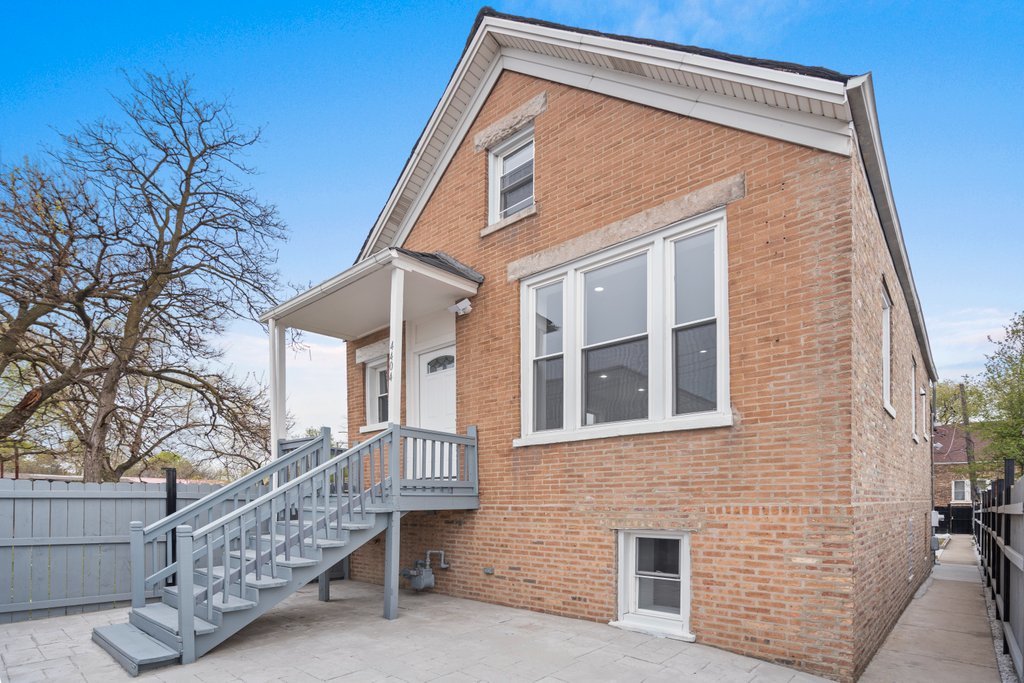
[934,463,968,507]
[342,71,930,681]
[847,150,934,677]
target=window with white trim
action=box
[911,358,918,441]
[365,359,389,426]
[921,385,929,440]
[952,479,969,503]
[882,284,894,415]
[488,127,534,223]
[613,530,693,641]
[519,211,729,445]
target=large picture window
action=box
[518,210,730,446]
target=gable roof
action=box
[353,8,936,380]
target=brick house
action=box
[932,424,994,534]
[261,9,937,682]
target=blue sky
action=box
[2,1,1021,435]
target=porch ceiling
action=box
[260,249,481,340]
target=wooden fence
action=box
[0,478,220,623]
[975,458,1024,681]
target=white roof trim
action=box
[357,16,856,262]
[352,13,933,379]
[846,74,935,379]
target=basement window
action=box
[612,531,694,641]
[488,127,534,224]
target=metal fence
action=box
[975,458,1023,681]
[0,478,220,623]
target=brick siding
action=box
[344,71,931,682]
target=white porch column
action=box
[387,267,405,425]
[268,317,287,456]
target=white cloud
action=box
[928,307,1010,380]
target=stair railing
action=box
[176,427,398,660]
[130,428,333,610]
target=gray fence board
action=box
[0,479,223,623]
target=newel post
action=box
[467,425,479,495]
[177,525,196,664]
[130,521,145,608]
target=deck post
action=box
[383,511,401,619]
[177,525,196,664]
[130,522,145,608]
[387,267,405,427]
[268,318,287,456]
[318,571,331,602]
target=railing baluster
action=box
[255,504,262,580]
[206,538,213,622]
[221,522,231,606]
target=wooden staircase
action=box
[92,425,478,676]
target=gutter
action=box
[846,73,937,380]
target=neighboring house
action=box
[932,423,993,533]
[94,9,936,682]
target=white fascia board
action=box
[260,248,479,324]
[846,74,936,380]
[362,15,854,258]
[357,30,497,262]
[387,55,506,255]
[480,16,849,104]
[260,249,394,323]
[502,50,852,155]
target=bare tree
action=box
[0,72,285,481]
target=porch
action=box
[259,248,485,449]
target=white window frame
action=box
[362,358,389,432]
[611,530,695,641]
[952,479,970,503]
[882,283,895,417]
[488,126,534,225]
[515,210,731,447]
[921,385,929,441]
[911,357,919,442]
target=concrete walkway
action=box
[860,534,1002,683]
[0,581,828,682]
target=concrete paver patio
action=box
[0,581,828,682]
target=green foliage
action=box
[977,312,1024,463]
[934,378,989,426]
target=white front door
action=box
[410,345,456,478]
[417,345,456,432]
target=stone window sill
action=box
[480,204,537,238]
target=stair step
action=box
[259,533,347,549]
[232,548,320,568]
[340,520,374,530]
[163,584,206,600]
[244,572,289,589]
[133,603,217,636]
[208,593,257,612]
[92,623,179,676]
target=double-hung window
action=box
[952,480,969,503]
[911,358,919,441]
[489,127,534,224]
[882,284,894,416]
[518,210,730,446]
[613,531,694,640]
[365,360,389,426]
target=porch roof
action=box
[259,249,482,340]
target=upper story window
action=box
[488,127,534,224]
[881,283,895,417]
[365,360,389,426]
[911,357,919,441]
[517,210,730,446]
